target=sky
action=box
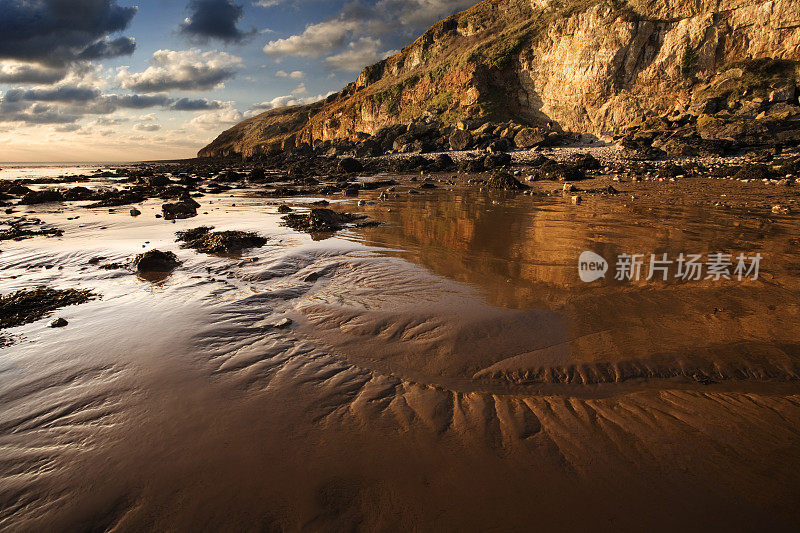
[0,0,477,162]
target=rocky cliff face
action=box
[199,0,800,158]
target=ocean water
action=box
[0,162,127,180]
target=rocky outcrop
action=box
[200,0,800,158]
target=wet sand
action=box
[1,172,800,531]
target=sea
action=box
[0,162,130,180]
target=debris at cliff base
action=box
[0,288,96,329]
[176,226,268,254]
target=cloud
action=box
[94,117,129,126]
[139,113,157,122]
[108,94,173,109]
[291,82,307,95]
[262,0,474,69]
[54,124,82,132]
[187,103,243,130]
[254,0,280,6]
[0,62,69,84]
[246,92,330,115]
[134,123,161,132]
[0,86,172,125]
[181,0,252,43]
[170,98,224,111]
[263,19,360,58]
[276,70,304,79]
[117,49,243,93]
[325,37,395,72]
[0,0,137,66]
[3,86,102,103]
[78,37,137,61]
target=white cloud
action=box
[291,82,307,95]
[117,49,243,93]
[139,113,157,122]
[325,37,396,72]
[245,92,331,116]
[263,20,360,58]
[276,70,305,79]
[134,123,161,132]
[188,102,243,130]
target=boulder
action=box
[514,128,547,149]
[449,130,473,151]
[770,83,796,104]
[19,190,64,205]
[486,171,526,190]
[337,157,363,173]
[162,198,199,220]
[133,250,180,273]
[483,153,512,170]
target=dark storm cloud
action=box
[3,86,102,103]
[0,87,173,125]
[109,94,173,109]
[78,36,137,60]
[0,0,137,66]
[180,0,251,43]
[170,97,222,111]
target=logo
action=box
[579,251,608,283]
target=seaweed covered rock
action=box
[20,189,64,205]
[133,250,181,273]
[176,226,267,254]
[162,196,200,220]
[0,287,95,329]
[283,208,366,233]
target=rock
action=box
[0,288,95,329]
[277,205,292,214]
[338,157,363,173]
[449,130,473,151]
[733,164,772,181]
[50,318,68,328]
[130,208,141,217]
[145,175,170,187]
[553,164,586,182]
[162,198,199,220]
[249,167,267,182]
[483,153,512,170]
[487,139,511,153]
[486,171,526,190]
[20,189,64,205]
[176,226,267,254]
[270,318,293,329]
[514,128,547,149]
[282,208,367,233]
[133,250,181,273]
[567,153,601,171]
[63,186,95,201]
[571,195,583,204]
[770,83,796,104]
[433,154,455,170]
